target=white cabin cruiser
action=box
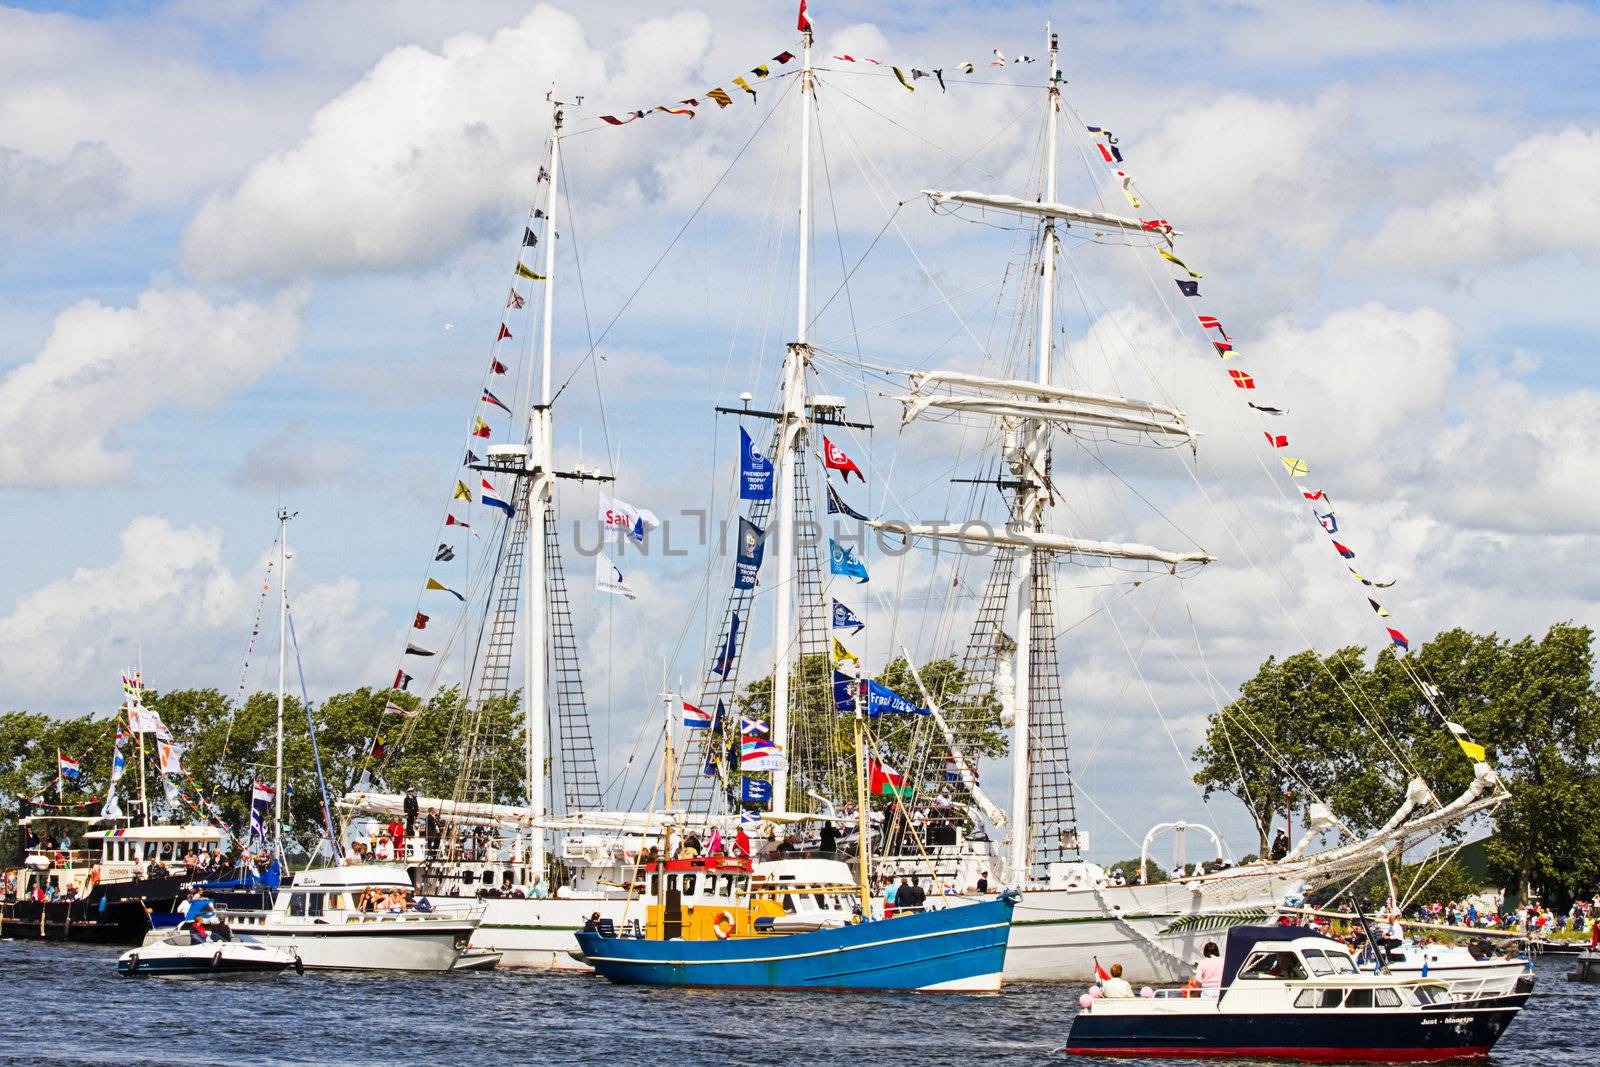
[119,922,300,979]
[213,863,481,972]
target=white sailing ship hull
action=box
[234,919,476,972]
[458,895,630,970]
[989,870,1297,983]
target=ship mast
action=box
[770,27,816,814]
[524,94,564,879]
[274,506,293,858]
[1008,28,1060,886]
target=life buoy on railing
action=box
[712,911,736,940]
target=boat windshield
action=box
[1238,951,1308,980]
[1303,948,1357,975]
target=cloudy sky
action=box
[2,0,1596,863]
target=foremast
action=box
[769,27,817,814]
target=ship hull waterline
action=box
[574,897,1014,992]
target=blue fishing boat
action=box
[574,854,1016,992]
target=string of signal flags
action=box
[593,1,1052,129]
[1079,122,1490,766]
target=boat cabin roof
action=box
[1221,925,1354,989]
[290,863,415,890]
[82,824,225,843]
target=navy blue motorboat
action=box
[1063,924,1528,1062]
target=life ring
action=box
[711,911,736,940]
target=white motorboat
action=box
[1384,939,1532,999]
[216,864,481,972]
[119,923,299,978]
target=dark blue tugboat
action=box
[1063,925,1528,1062]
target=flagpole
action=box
[770,25,815,816]
[1008,26,1061,889]
[853,693,871,919]
[525,92,564,884]
[135,685,148,827]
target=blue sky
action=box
[3,0,1598,863]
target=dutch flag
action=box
[59,755,80,779]
[481,479,515,517]
[682,702,711,729]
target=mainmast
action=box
[525,94,564,878]
[275,506,293,858]
[770,28,816,813]
[1008,28,1061,886]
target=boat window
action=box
[288,893,308,917]
[814,893,828,909]
[1374,988,1401,1007]
[1324,953,1357,974]
[462,869,476,885]
[722,874,736,897]
[1344,989,1374,1008]
[682,873,697,896]
[307,892,325,918]
[1238,952,1307,980]
[649,873,660,896]
[1294,989,1341,1008]
[1303,949,1334,976]
[666,874,678,894]
[782,891,796,914]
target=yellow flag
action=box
[892,66,915,92]
[1457,737,1487,762]
[833,637,859,665]
[706,87,732,108]
[733,76,757,99]
[1280,457,1309,477]
[515,262,544,281]
[750,64,771,79]
[453,480,472,501]
[1159,248,1201,279]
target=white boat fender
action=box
[712,911,736,939]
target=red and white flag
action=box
[797,0,811,33]
[823,437,864,482]
[1197,315,1231,340]
[1094,957,1111,981]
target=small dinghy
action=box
[118,923,301,979]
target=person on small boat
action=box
[1099,963,1134,998]
[583,912,603,933]
[1195,941,1223,993]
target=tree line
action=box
[1192,623,1600,907]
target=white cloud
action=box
[233,421,366,491]
[0,142,126,236]
[182,7,716,284]
[1365,127,1600,269]
[0,286,308,486]
[0,516,386,714]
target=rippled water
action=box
[2,940,1594,1066]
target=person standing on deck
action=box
[404,789,419,837]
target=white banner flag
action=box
[596,553,637,600]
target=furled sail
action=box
[871,520,1214,566]
[898,394,1194,443]
[923,190,1176,238]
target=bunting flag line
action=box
[1213,341,1235,358]
[384,700,418,718]
[831,598,865,633]
[1386,628,1410,652]
[1197,315,1230,339]
[706,87,733,108]
[506,290,524,310]
[464,449,481,465]
[1280,457,1309,477]
[426,578,465,602]
[393,670,413,690]
[490,358,509,374]
[445,514,470,527]
[454,481,472,501]
[497,323,511,341]
[515,263,545,281]
[413,612,429,629]
[434,544,455,562]
[1159,248,1202,279]
[1445,721,1487,762]
[739,714,769,737]
[1317,512,1338,533]
[1174,279,1200,297]
[1250,402,1288,415]
[1368,597,1390,617]
[471,416,491,439]
[733,76,757,101]
[405,643,435,657]
[892,66,915,91]
[1332,541,1356,559]
[1264,432,1288,448]
[522,227,537,247]
[482,388,512,414]
[833,636,860,665]
[1228,369,1256,389]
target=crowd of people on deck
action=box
[1407,897,1593,935]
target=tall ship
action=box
[343,6,1507,982]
